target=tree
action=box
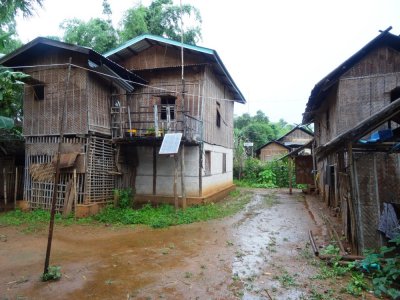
[120,0,202,45]
[0,0,42,55]
[234,112,294,152]
[60,18,118,54]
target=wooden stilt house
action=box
[0,38,146,216]
[105,34,246,205]
[303,27,400,252]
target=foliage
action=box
[360,235,400,299]
[119,0,202,45]
[60,18,118,53]
[234,110,294,158]
[345,273,369,297]
[95,190,251,228]
[0,0,42,54]
[0,190,252,230]
[115,188,133,209]
[234,158,298,188]
[0,67,28,119]
[41,266,61,281]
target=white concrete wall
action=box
[202,143,233,195]
[135,145,200,196]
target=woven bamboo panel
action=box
[23,66,88,136]
[24,136,87,211]
[85,136,115,203]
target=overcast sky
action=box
[15,0,400,124]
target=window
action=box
[326,109,330,131]
[222,153,226,173]
[33,85,44,101]
[160,96,176,120]
[216,101,221,127]
[205,151,211,175]
[390,87,400,102]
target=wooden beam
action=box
[316,97,400,157]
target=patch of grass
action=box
[184,272,193,279]
[94,190,252,228]
[274,271,297,288]
[41,266,61,282]
[0,190,252,230]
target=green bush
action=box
[115,188,133,209]
[234,158,298,188]
[360,235,400,299]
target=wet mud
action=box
[0,189,368,299]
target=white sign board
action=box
[159,133,182,155]
[244,142,254,147]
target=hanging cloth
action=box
[378,202,400,240]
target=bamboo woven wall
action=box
[87,74,113,135]
[202,65,234,148]
[352,152,400,250]
[22,50,89,136]
[342,47,400,78]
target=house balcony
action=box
[111,105,202,144]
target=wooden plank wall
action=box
[259,143,288,161]
[202,65,234,149]
[119,45,208,70]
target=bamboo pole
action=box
[44,58,72,275]
[73,168,77,218]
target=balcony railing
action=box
[111,105,202,143]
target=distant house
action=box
[0,37,146,216]
[277,126,313,151]
[302,27,400,253]
[104,34,246,205]
[257,126,313,162]
[256,140,290,162]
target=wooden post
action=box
[347,142,359,254]
[73,169,77,218]
[3,168,7,210]
[153,144,157,195]
[44,58,72,275]
[180,144,187,209]
[14,167,18,210]
[154,105,159,137]
[174,154,178,210]
[288,158,293,195]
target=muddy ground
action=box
[0,189,375,299]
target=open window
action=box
[160,96,176,120]
[33,85,44,101]
[216,101,221,127]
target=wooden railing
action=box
[111,105,202,142]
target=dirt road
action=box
[1,189,354,299]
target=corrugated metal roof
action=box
[104,34,246,104]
